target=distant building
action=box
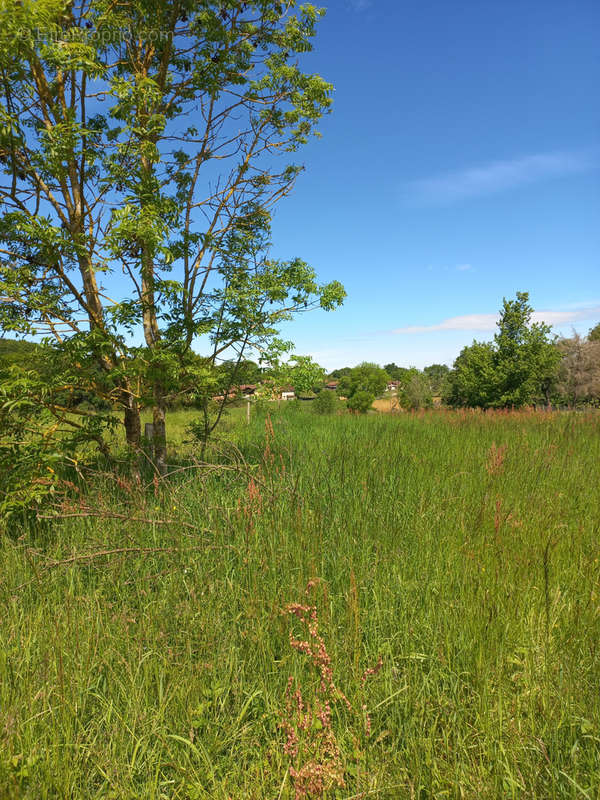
[212,388,237,402]
[324,380,339,391]
[280,385,295,400]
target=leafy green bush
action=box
[346,390,374,414]
[313,389,338,414]
[400,372,433,410]
[0,401,61,525]
[337,362,389,399]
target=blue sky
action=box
[270,0,600,370]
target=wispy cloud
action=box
[404,150,596,205]
[393,305,600,335]
[456,263,472,272]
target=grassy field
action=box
[1,406,599,799]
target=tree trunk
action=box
[153,381,167,476]
[124,402,141,449]
[123,391,142,480]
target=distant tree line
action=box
[2,294,599,426]
[326,294,600,411]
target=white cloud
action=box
[393,305,600,335]
[404,150,596,205]
[456,263,472,271]
[394,313,498,334]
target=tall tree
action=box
[0,0,344,473]
[492,292,560,406]
[445,292,560,408]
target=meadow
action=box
[1,405,599,799]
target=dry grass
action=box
[371,395,401,413]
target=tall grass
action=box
[1,407,599,798]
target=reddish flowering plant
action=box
[280,581,382,799]
[247,477,262,515]
[486,441,508,476]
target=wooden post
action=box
[246,400,250,425]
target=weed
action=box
[280,581,381,799]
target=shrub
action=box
[347,391,374,414]
[400,372,433,410]
[313,389,338,415]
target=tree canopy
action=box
[423,363,450,395]
[0,0,344,473]
[445,293,560,408]
[336,362,389,400]
[286,355,325,396]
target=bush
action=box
[347,390,374,414]
[313,389,338,414]
[400,372,433,410]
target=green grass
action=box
[1,406,599,798]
